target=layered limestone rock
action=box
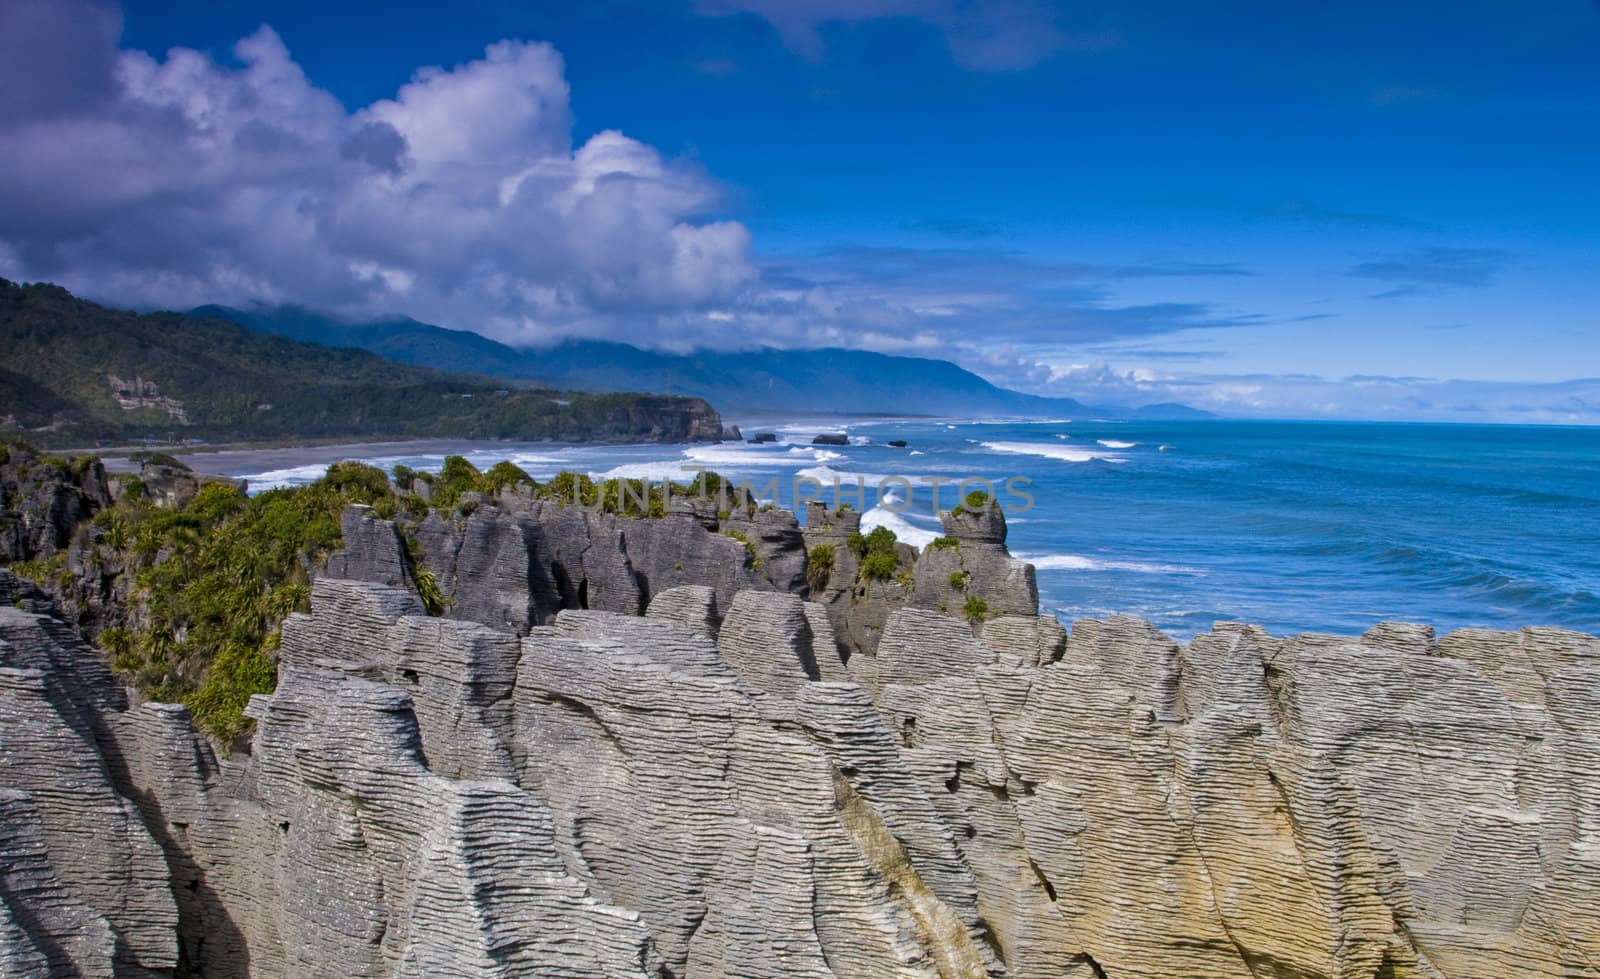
[3,535,1599,977]
[329,497,797,637]
[0,610,179,976]
[910,498,1037,622]
[0,788,118,978]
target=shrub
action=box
[391,464,418,487]
[696,470,730,501]
[963,595,989,624]
[400,532,447,616]
[9,553,66,586]
[596,477,661,517]
[190,482,246,522]
[412,566,446,617]
[861,550,899,580]
[483,460,535,494]
[949,571,970,591]
[323,461,392,501]
[80,459,402,744]
[929,536,960,552]
[854,525,901,581]
[964,489,989,509]
[725,530,761,567]
[806,543,836,591]
[540,470,598,508]
[430,455,482,510]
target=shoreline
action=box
[92,437,577,475]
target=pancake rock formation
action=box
[0,482,1598,976]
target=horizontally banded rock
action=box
[0,789,117,978]
[0,611,179,976]
[911,498,1037,622]
[329,497,793,637]
[3,546,1600,977]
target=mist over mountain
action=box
[191,304,1211,420]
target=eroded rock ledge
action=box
[1,493,1597,976]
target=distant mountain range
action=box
[191,304,1213,420]
[0,281,729,447]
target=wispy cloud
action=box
[1367,286,1421,300]
[1264,200,1438,231]
[1349,247,1508,287]
[1150,196,1437,231]
[747,244,1272,350]
[691,0,1113,71]
[1107,260,1252,279]
[694,56,739,77]
[898,217,1005,240]
[1009,358,1600,424]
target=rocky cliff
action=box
[1,471,1598,976]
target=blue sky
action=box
[2,0,1597,420]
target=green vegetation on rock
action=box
[101,462,407,743]
[806,543,836,591]
[853,525,901,581]
[3,437,770,747]
[483,461,535,493]
[725,530,761,567]
[963,594,990,624]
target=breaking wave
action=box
[978,441,1128,464]
[1015,551,1205,575]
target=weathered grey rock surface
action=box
[2,491,1599,976]
[0,448,110,563]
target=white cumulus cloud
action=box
[0,0,755,344]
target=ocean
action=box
[204,417,1600,640]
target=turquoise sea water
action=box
[221,417,1600,640]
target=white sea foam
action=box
[793,464,898,486]
[860,505,939,547]
[241,463,332,492]
[682,444,786,467]
[1159,444,1176,452]
[506,453,566,466]
[787,446,843,463]
[1016,552,1203,574]
[507,455,571,478]
[978,441,1127,464]
[908,450,925,456]
[593,460,697,481]
[1097,439,1137,449]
